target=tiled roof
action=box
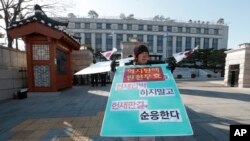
[8,4,80,44]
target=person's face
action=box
[136,52,149,65]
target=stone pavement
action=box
[0,80,250,141]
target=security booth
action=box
[7,5,80,92]
[224,43,250,88]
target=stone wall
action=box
[0,46,27,102]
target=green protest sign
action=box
[101,64,193,137]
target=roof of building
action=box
[7,4,80,47]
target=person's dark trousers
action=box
[91,74,95,87]
[94,74,98,86]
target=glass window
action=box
[56,49,67,74]
[185,37,191,50]
[147,25,152,31]
[212,38,218,49]
[214,29,219,35]
[75,22,81,29]
[178,27,182,33]
[97,23,102,29]
[127,34,133,41]
[186,27,190,33]
[204,38,209,49]
[204,28,209,34]
[95,33,102,52]
[85,33,91,47]
[127,24,132,30]
[157,35,163,53]
[106,23,111,29]
[167,36,173,57]
[195,38,200,47]
[116,34,123,50]
[85,23,90,29]
[147,35,153,52]
[158,26,163,31]
[167,26,172,32]
[196,28,201,34]
[176,36,182,52]
[118,24,123,30]
[106,33,113,50]
[138,25,144,30]
[137,34,143,42]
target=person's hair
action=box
[133,44,149,62]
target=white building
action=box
[66,17,228,60]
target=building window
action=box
[147,25,152,31]
[158,26,163,31]
[32,44,50,60]
[116,34,123,50]
[75,22,81,29]
[196,28,201,34]
[95,33,102,52]
[186,27,190,33]
[127,34,133,41]
[204,38,209,49]
[118,24,123,30]
[138,24,143,30]
[137,34,143,42]
[204,28,209,34]
[167,36,173,56]
[97,23,102,29]
[74,33,80,38]
[212,38,218,49]
[195,38,200,47]
[147,35,153,52]
[85,23,90,29]
[127,24,132,30]
[106,23,111,29]
[85,33,91,47]
[157,35,163,53]
[34,65,50,87]
[178,27,182,33]
[214,29,219,35]
[185,37,191,50]
[176,36,182,52]
[106,33,113,50]
[167,26,172,32]
[56,49,67,74]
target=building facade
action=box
[66,18,228,60]
[224,43,250,88]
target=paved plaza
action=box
[0,80,250,141]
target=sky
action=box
[67,0,249,49]
[1,0,249,50]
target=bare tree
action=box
[119,13,126,19]
[0,0,72,49]
[88,10,98,19]
[127,14,134,20]
[67,13,76,18]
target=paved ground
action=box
[0,80,250,141]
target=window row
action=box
[74,22,219,35]
[83,33,219,52]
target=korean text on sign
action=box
[123,67,164,82]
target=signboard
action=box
[101,64,193,137]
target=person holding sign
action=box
[103,44,193,140]
[122,44,155,141]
